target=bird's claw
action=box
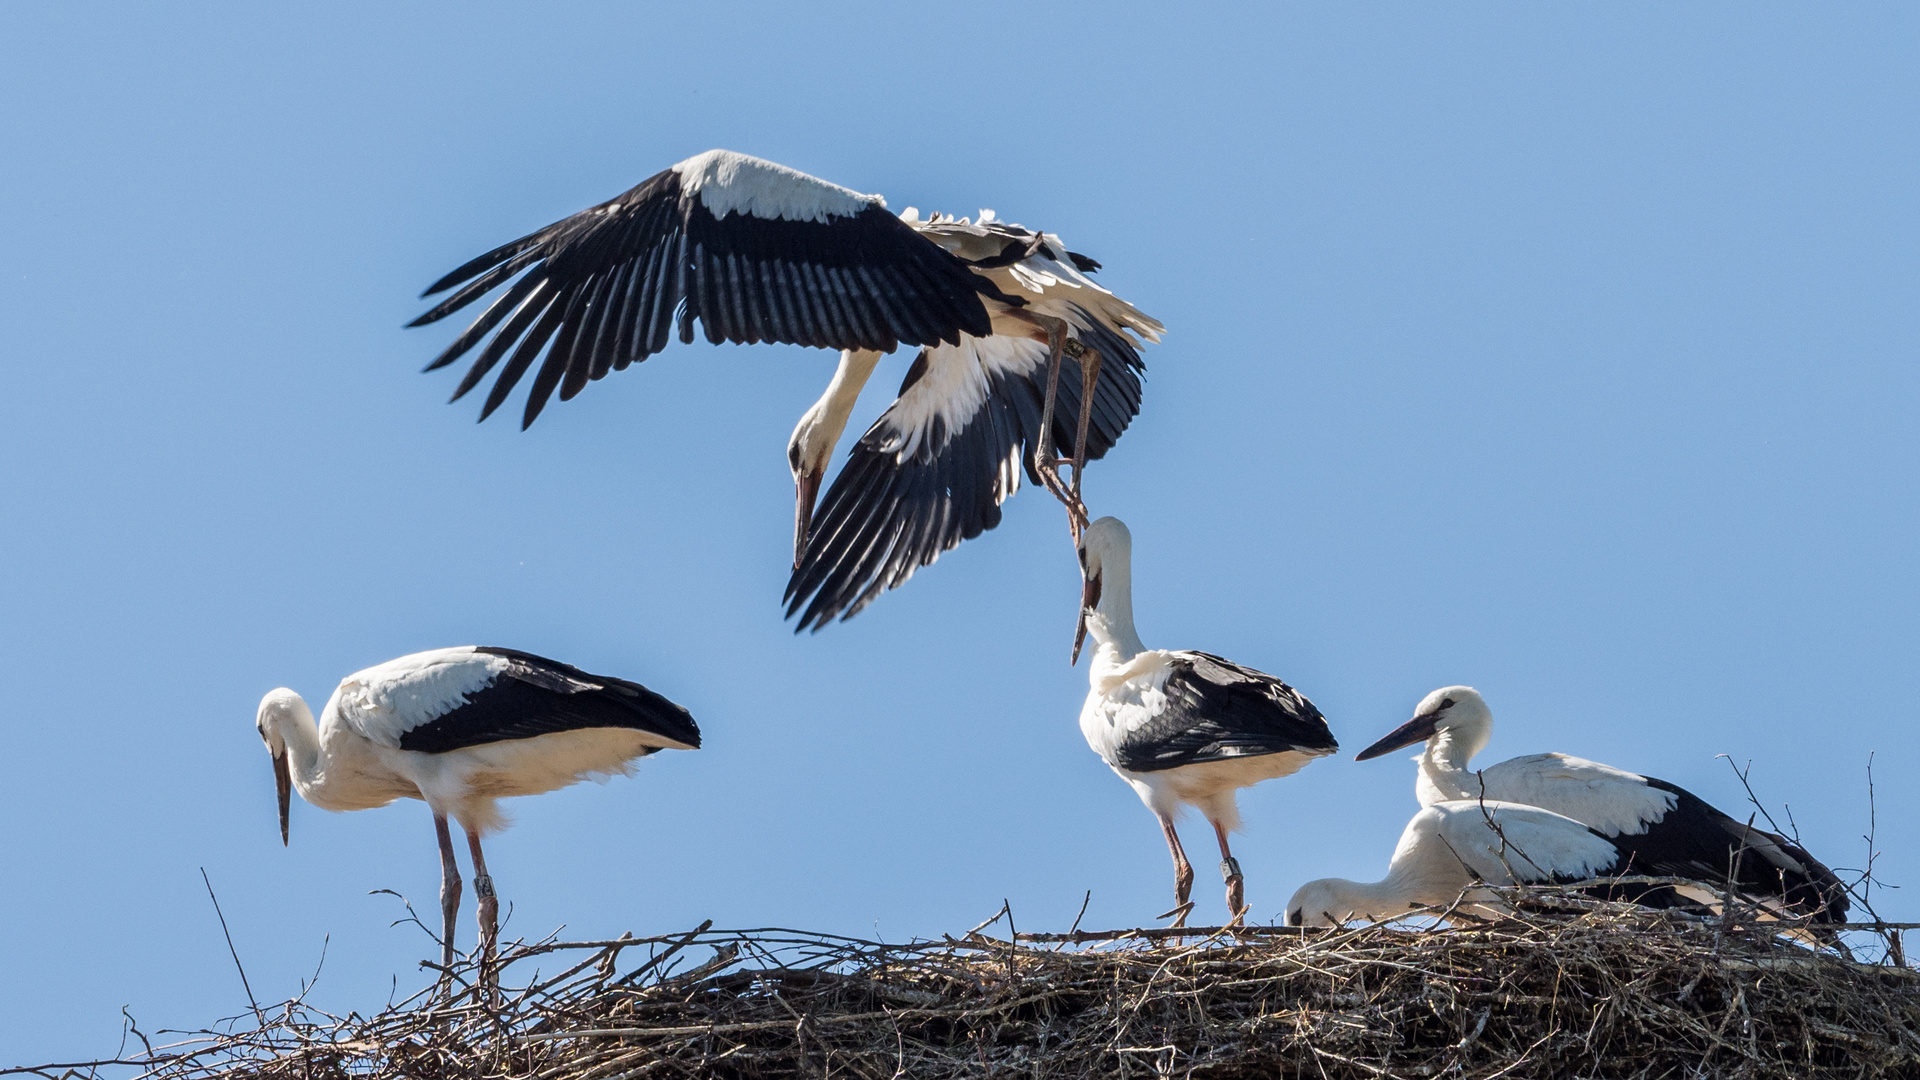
[1035,452,1090,534]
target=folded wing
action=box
[332,646,699,754]
[1108,651,1338,773]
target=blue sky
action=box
[2,2,1914,1065]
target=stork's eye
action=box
[1439,697,1456,710]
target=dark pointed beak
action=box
[1354,713,1440,761]
[794,468,823,569]
[1071,569,1102,665]
[273,749,291,846]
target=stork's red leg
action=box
[1156,815,1196,928]
[433,814,463,975]
[1011,313,1084,518]
[465,827,500,1004]
[1034,319,1068,488]
[1067,346,1104,537]
[1213,819,1246,927]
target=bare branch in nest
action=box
[11,894,1918,1080]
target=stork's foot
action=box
[1222,858,1247,928]
[1035,453,1090,536]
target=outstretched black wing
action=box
[395,647,700,755]
[411,150,1004,429]
[783,312,1144,630]
[1113,652,1337,773]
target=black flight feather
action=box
[411,165,1000,426]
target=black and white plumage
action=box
[253,646,699,972]
[784,300,1148,630]
[410,150,1003,428]
[409,152,1161,623]
[1286,800,1726,927]
[1075,517,1339,926]
[1353,686,1848,923]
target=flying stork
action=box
[1075,517,1339,926]
[1354,686,1848,923]
[1286,799,1732,927]
[407,151,1162,623]
[784,210,1160,630]
[253,647,699,974]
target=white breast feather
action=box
[1078,652,1178,768]
[331,647,508,747]
[673,150,880,223]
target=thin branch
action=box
[198,869,263,1030]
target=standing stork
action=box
[408,151,1161,618]
[253,647,700,976]
[1285,800,1735,927]
[1075,517,1339,926]
[1353,686,1848,923]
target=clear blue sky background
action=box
[2,2,1914,1065]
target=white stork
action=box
[253,646,699,971]
[408,151,1162,623]
[1286,800,1721,927]
[1075,517,1339,926]
[784,210,1161,630]
[1353,686,1848,923]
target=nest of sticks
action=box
[17,893,1920,1080]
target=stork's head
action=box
[787,404,838,568]
[255,688,311,846]
[1285,879,1374,928]
[1073,516,1133,664]
[786,349,885,568]
[1355,686,1492,761]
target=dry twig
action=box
[10,896,1918,1080]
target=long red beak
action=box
[1071,570,1102,665]
[273,750,291,845]
[794,468,823,568]
[1354,713,1440,761]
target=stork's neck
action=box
[795,349,883,467]
[1086,558,1147,670]
[1418,726,1488,804]
[277,704,327,800]
[1316,870,1431,925]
